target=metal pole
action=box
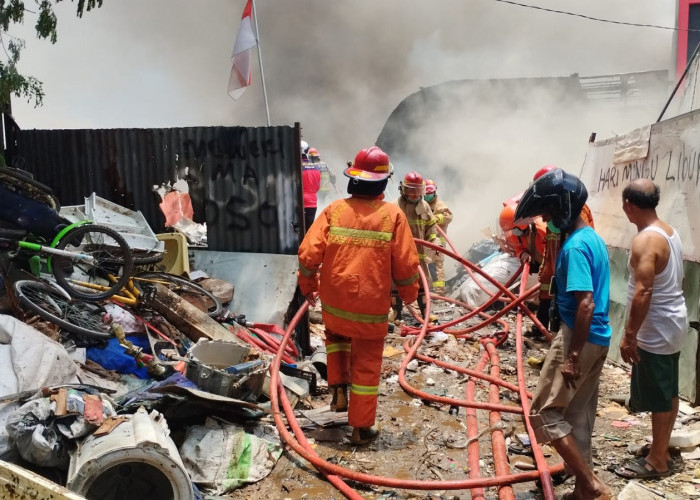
[657,40,700,123]
[251,0,271,126]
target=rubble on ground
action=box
[1,187,699,499]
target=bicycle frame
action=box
[10,220,96,275]
[69,275,170,307]
[17,240,96,264]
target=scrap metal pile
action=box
[0,168,320,499]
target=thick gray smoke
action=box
[10,0,677,253]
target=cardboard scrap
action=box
[382,346,403,358]
[50,388,68,417]
[93,416,128,437]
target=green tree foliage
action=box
[0,0,103,110]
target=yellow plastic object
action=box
[156,232,190,276]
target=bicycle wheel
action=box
[52,224,134,301]
[131,250,165,266]
[136,272,223,317]
[13,280,112,339]
[0,168,61,210]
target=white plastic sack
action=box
[0,314,78,393]
[180,419,282,494]
[0,315,79,461]
[457,253,522,308]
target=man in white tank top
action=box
[616,179,688,480]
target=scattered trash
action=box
[184,339,265,401]
[180,418,282,495]
[526,356,544,368]
[66,407,194,499]
[382,345,403,358]
[6,388,116,468]
[0,459,85,499]
[61,193,165,255]
[611,421,631,429]
[669,428,700,448]
[616,480,666,499]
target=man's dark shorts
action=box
[630,348,680,413]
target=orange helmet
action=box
[400,171,425,202]
[344,146,391,182]
[533,165,557,181]
[425,179,437,195]
[499,203,527,232]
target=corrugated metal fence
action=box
[2,118,303,254]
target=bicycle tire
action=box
[131,251,165,265]
[13,280,112,339]
[52,224,134,301]
[136,272,223,318]
[0,169,60,210]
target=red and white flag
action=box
[228,0,257,100]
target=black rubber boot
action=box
[351,425,380,445]
[330,384,348,412]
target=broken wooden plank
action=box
[145,284,247,345]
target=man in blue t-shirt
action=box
[514,169,612,500]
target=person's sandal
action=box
[350,426,380,445]
[615,456,672,480]
[629,443,684,472]
[330,385,348,412]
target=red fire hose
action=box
[269,257,564,498]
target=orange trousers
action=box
[325,330,385,428]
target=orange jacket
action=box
[505,217,547,264]
[298,195,420,339]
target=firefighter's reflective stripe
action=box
[329,226,392,242]
[408,218,434,228]
[326,342,351,354]
[432,280,445,288]
[351,383,379,396]
[418,252,426,260]
[298,262,317,278]
[322,303,389,324]
[395,273,419,286]
[298,197,420,339]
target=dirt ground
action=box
[231,300,700,500]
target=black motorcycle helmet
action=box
[514,169,588,232]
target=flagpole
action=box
[251,0,271,126]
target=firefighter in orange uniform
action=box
[297,146,420,445]
[499,201,548,334]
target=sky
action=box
[7,0,681,251]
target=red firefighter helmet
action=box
[308,147,319,157]
[343,146,391,181]
[400,171,425,202]
[425,179,437,195]
[499,203,527,232]
[533,165,557,181]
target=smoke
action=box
[9,0,677,255]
